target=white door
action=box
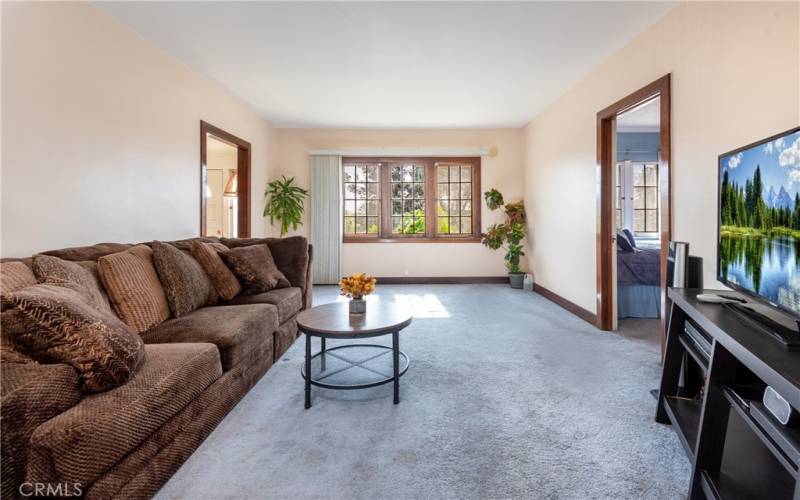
[206,169,224,237]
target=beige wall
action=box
[1,2,276,257]
[523,1,800,313]
[274,128,525,276]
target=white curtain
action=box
[310,155,342,284]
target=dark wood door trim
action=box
[596,74,671,355]
[200,121,251,238]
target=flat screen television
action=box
[718,126,800,326]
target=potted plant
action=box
[481,189,527,289]
[263,175,309,237]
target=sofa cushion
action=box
[223,287,302,324]
[152,241,217,317]
[0,261,36,293]
[26,343,221,488]
[273,317,298,361]
[1,284,145,392]
[191,241,242,300]
[221,236,309,290]
[220,244,289,294]
[32,254,113,314]
[98,245,171,333]
[1,363,81,499]
[140,304,278,371]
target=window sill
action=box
[343,236,482,244]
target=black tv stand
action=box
[657,288,800,499]
[722,301,800,350]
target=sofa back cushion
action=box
[152,241,217,317]
[191,241,242,300]
[1,284,144,392]
[32,255,113,315]
[98,245,171,333]
[41,242,133,262]
[221,236,309,290]
[221,244,289,295]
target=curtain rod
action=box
[308,147,492,157]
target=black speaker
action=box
[687,256,703,289]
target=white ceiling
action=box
[617,96,660,133]
[98,1,675,128]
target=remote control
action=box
[697,293,745,304]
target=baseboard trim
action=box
[533,284,597,326]
[376,276,509,284]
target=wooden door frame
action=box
[200,121,251,238]
[596,74,671,353]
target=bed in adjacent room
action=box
[617,238,661,319]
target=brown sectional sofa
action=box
[1,236,313,499]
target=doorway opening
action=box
[200,121,251,238]
[596,75,671,355]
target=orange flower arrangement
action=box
[339,273,377,299]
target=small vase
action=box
[349,297,366,314]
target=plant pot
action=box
[508,273,525,289]
[349,297,366,314]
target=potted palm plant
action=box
[481,189,527,289]
[263,175,309,237]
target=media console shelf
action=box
[657,288,800,499]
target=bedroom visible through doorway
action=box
[596,74,671,355]
[615,97,662,342]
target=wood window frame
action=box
[342,157,482,243]
[617,161,660,235]
[200,121,251,238]
[632,162,659,234]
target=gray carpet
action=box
[155,285,689,499]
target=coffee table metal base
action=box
[302,334,408,408]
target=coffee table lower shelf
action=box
[301,344,409,390]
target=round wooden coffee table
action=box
[297,300,413,408]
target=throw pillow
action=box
[98,245,171,333]
[0,261,36,294]
[0,262,39,364]
[152,241,217,317]
[220,236,309,289]
[622,228,638,249]
[0,333,37,364]
[1,284,145,392]
[32,254,113,314]
[190,241,242,300]
[616,230,635,253]
[220,243,290,294]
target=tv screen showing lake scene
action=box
[719,128,800,316]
